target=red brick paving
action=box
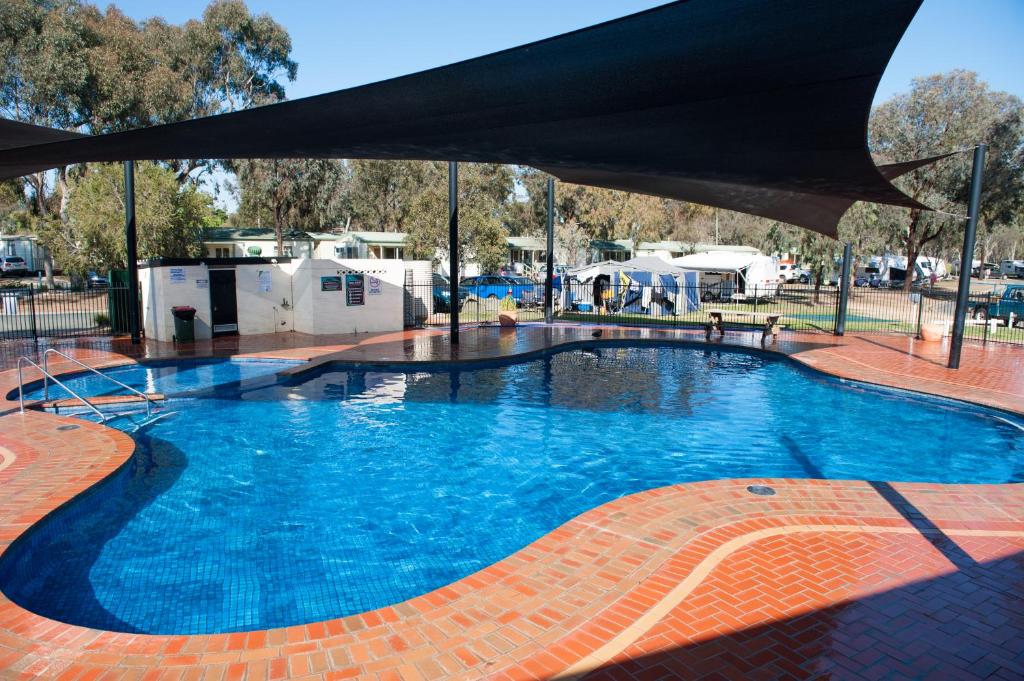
[587,531,1024,680]
[0,325,1020,679]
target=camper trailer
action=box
[671,251,779,301]
[865,254,936,286]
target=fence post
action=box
[915,292,924,339]
[983,292,991,346]
[28,283,38,342]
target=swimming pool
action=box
[1,345,1021,634]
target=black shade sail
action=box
[0,119,82,151]
[0,0,926,237]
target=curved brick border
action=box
[0,327,1021,679]
[0,415,1020,679]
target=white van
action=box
[1000,260,1024,278]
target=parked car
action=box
[86,271,109,289]
[460,275,539,304]
[778,263,798,282]
[972,285,1024,326]
[0,256,28,277]
[972,262,997,278]
[431,273,469,312]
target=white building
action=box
[140,256,431,342]
[1,234,52,272]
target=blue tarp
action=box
[681,271,700,312]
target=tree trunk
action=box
[274,201,284,256]
[903,210,921,292]
[29,172,57,287]
[43,251,54,289]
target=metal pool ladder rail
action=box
[16,356,107,421]
[15,350,155,420]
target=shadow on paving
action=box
[573,548,1024,680]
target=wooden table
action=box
[705,309,784,344]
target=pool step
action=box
[32,393,165,412]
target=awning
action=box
[0,0,929,237]
[672,251,770,272]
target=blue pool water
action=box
[20,357,300,401]
[1,345,1021,634]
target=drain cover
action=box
[747,484,776,496]
[56,424,80,431]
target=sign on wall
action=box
[169,267,186,284]
[320,276,342,292]
[196,278,208,289]
[258,270,272,293]
[368,276,382,295]
[345,273,365,306]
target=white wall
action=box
[292,259,406,335]
[233,262,296,335]
[141,263,213,342]
[142,258,423,341]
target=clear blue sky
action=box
[113,0,1024,104]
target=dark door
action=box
[209,269,238,336]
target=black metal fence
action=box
[2,278,1020,346]
[0,283,135,340]
[409,279,1024,346]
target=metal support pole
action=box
[834,242,852,336]
[448,161,459,345]
[948,144,986,369]
[544,178,555,324]
[124,160,141,345]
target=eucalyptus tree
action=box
[50,161,211,274]
[870,70,1024,288]
[0,0,298,282]
[234,158,348,252]
[404,163,513,275]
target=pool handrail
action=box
[16,356,107,422]
[41,349,153,417]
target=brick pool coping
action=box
[0,326,1021,679]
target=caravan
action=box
[671,251,779,301]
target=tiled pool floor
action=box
[0,326,1021,679]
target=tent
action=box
[672,251,779,301]
[564,260,699,315]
